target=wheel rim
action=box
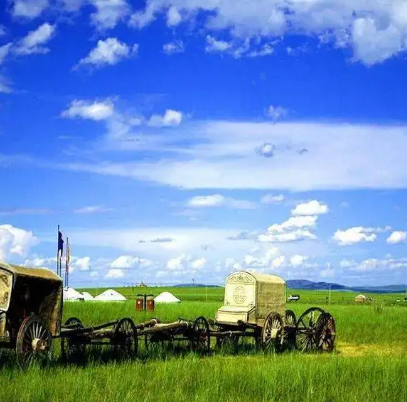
[114,318,138,359]
[295,307,325,352]
[192,316,210,354]
[284,310,297,350]
[261,313,283,352]
[316,313,336,352]
[16,316,52,369]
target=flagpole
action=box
[65,237,69,288]
[57,225,60,276]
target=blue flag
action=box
[58,230,64,257]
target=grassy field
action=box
[0,287,406,402]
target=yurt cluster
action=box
[63,287,181,303]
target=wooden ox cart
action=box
[210,271,336,353]
[0,262,139,368]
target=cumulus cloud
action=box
[77,38,138,68]
[386,231,407,244]
[188,194,256,209]
[88,0,130,29]
[166,254,208,272]
[0,224,39,260]
[163,40,184,55]
[14,23,56,55]
[333,227,378,246]
[291,200,329,216]
[12,0,49,18]
[128,0,407,65]
[61,99,115,121]
[167,6,182,27]
[106,268,124,278]
[110,255,152,269]
[289,254,308,267]
[147,109,183,127]
[258,200,327,243]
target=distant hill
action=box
[287,279,407,294]
[287,280,346,290]
[172,280,406,294]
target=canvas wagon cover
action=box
[0,261,63,335]
[216,270,286,325]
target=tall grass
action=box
[0,288,406,401]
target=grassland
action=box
[0,287,406,402]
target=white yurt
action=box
[81,291,94,301]
[154,291,181,304]
[63,287,85,302]
[94,289,127,301]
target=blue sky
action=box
[1,0,407,287]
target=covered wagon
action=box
[212,271,336,353]
[0,261,140,368]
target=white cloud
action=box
[110,255,152,269]
[290,254,308,267]
[106,268,124,278]
[167,6,182,26]
[14,23,56,55]
[72,256,91,271]
[333,227,378,246]
[291,200,329,216]
[343,257,407,273]
[61,99,115,121]
[188,194,256,209]
[191,257,207,270]
[12,0,49,18]
[74,205,114,214]
[0,44,12,65]
[205,35,231,53]
[64,120,407,191]
[258,200,324,243]
[261,194,284,204]
[166,254,190,270]
[386,231,407,244]
[147,109,183,127]
[163,40,184,55]
[89,0,130,29]
[77,38,138,67]
[129,0,407,65]
[0,224,39,260]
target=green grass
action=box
[0,287,406,402]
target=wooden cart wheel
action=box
[16,315,52,369]
[191,316,210,354]
[261,312,284,353]
[295,307,325,352]
[61,317,86,363]
[113,318,138,359]
[284,310,297,350]
[315,312,336,352]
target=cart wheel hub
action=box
[32,338,47,351]
[270,328,279,339]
